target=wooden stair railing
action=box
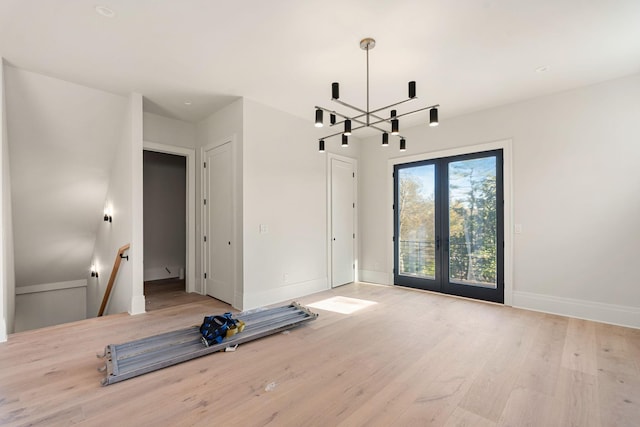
[98,243,130,317]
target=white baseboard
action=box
[129,294,146,315]
[359,270,391,285]
[144,265,184,282]
[242,278,327,311]
[512,291,640,329]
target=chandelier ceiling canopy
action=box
[315,38,439,152]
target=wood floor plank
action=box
[553,368,601,427]
[445,406,496,427]
[561,317,598,376]
[497,387,557,427]
[514,313,568,396]
[0,282,637,426]
[457,308,538,422]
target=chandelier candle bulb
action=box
[315,109,324,127]
[344,119,352,135]
[342,134,349,147]
[330,113,336,125]
[430,107,439,126]
[382,132,389,146]
[400,138,406,151]
[409,81,416,98]
[332,82,340,100]
[318,140,325,152]
[391,119,399,135]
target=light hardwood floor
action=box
[0,283,638,426]
[144,279,215,311]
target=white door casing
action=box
[142,141,196,294]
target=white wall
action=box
[88,93,145,317]
[241,99,336,308]
[1,58,16,340]
[196,98,244,307]
[14,280,86,332]
[359,73,640,328]
[143,112,196,148]
[143,151,186,281]
[4,66,127,288]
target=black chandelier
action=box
[315,38,439,152]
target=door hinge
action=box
[392,203,395,210]
[204,235,207,242]
[392,172,395,178]
[352,172,355,178]
[204,199,207,205]
[392,235,395,242]
[204,272,207,279]
[353,202,355,208]
[353,233,355,239]
[204,162,207,168]
[353,263,355,269]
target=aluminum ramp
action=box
[98,302,318,386]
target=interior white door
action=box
[204,143,233,304]
[331,158,355,287]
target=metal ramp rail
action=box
[98,302,318,386]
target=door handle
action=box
[228,241,231,245]
[436,236,440,250]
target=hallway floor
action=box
[143,278,219,311]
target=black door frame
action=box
[393,149,504,303]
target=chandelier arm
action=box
[318,124,367,141]
[366,103,441,128]
[393,104,440,120]
[321,98,433,126]
[314,106,363,123]
[369,125,406,139]
[368,98,416,115]
[318,124,405,141]
[331,99,368,115]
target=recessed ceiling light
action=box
[184,101,192,106]
[95,5,116,18]
[535,65,550,73]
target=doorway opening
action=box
[394,149,504,303]
[142,150,191,311]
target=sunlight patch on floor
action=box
[307,296,378,314]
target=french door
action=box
[394,150,504,303]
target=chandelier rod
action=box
[366,42,370,126]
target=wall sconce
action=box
[90,264,99,278]
[103,207,112,223]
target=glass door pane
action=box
[447,156,498,288]
[397,164,436,280]
[394,149,504,303]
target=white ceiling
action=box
[1,0,639,127]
